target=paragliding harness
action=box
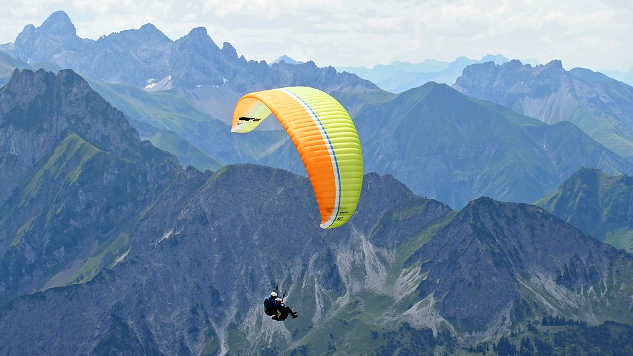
[263,288,296,321]
[263,295,277,316]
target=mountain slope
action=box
[357,82,633,209]
[1,165,632,355]
[536,168,633,253]
[0,51,61,87]
[0,161,449,355]
[453,59,633,161]
[0,52,33,85]
[147,130,223,172]
[0,68,164,206]
[0,69,180,306]
[407,197,633,334]
[1,69,632,353]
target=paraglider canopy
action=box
[231,86,363,229]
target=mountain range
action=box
[272,55,304,65]
[337,54,512,93]
[4,12,633,214]
[357,81,633,209]
[0,10,394,175]
[338,57,633,94]
[0,11,389,118]
[1,68,633,355]
[453,59,633,161]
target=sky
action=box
[0,0,632,72]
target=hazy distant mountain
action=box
[536,168,633,253]
[0,11,388,118]
[2,68,633,355]
[0,51,61,87]
[147,130,223,172]
[4,11,86,65]
[82,78,235,167]
[337,54,511,93]
[272,55,304,65]
[0,52,31,83]
[357,82,633,209]
[338,59,449,83]
[621,67,633,86]
[602,67,633,87]
[453,59,633,161]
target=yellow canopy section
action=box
[231,86,363,229]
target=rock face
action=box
[0,68,160,207]
[12,11,84,66]
[453,59,633,160]
[408,197,633,333]
[0,68,179,305]
[0,164,632,355]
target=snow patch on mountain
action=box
[145,75,173,91]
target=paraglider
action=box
[263,291,298,321]
[231,86,363,229]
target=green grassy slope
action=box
[536,168,633,253]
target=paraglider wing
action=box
[231,86,363,229]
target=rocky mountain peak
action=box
[420,81,455,97]
[547,59,563,69]
[0,66,180,309]
[221,41,238,59]
[177,27,220,52]
[0,68,168,191]
[534,59,565,78]
[453,59,571,114]
[397,81,467,109]
[16,24,36,39]
[138,22,159,33]
[505,58,524,69]
[481,53,510,64]
[1,68,55,108]
[14,10,82,63]
[273,55,303,65]
[135,23,172,42]
[38,10,77,37]
[408,196,633,331]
